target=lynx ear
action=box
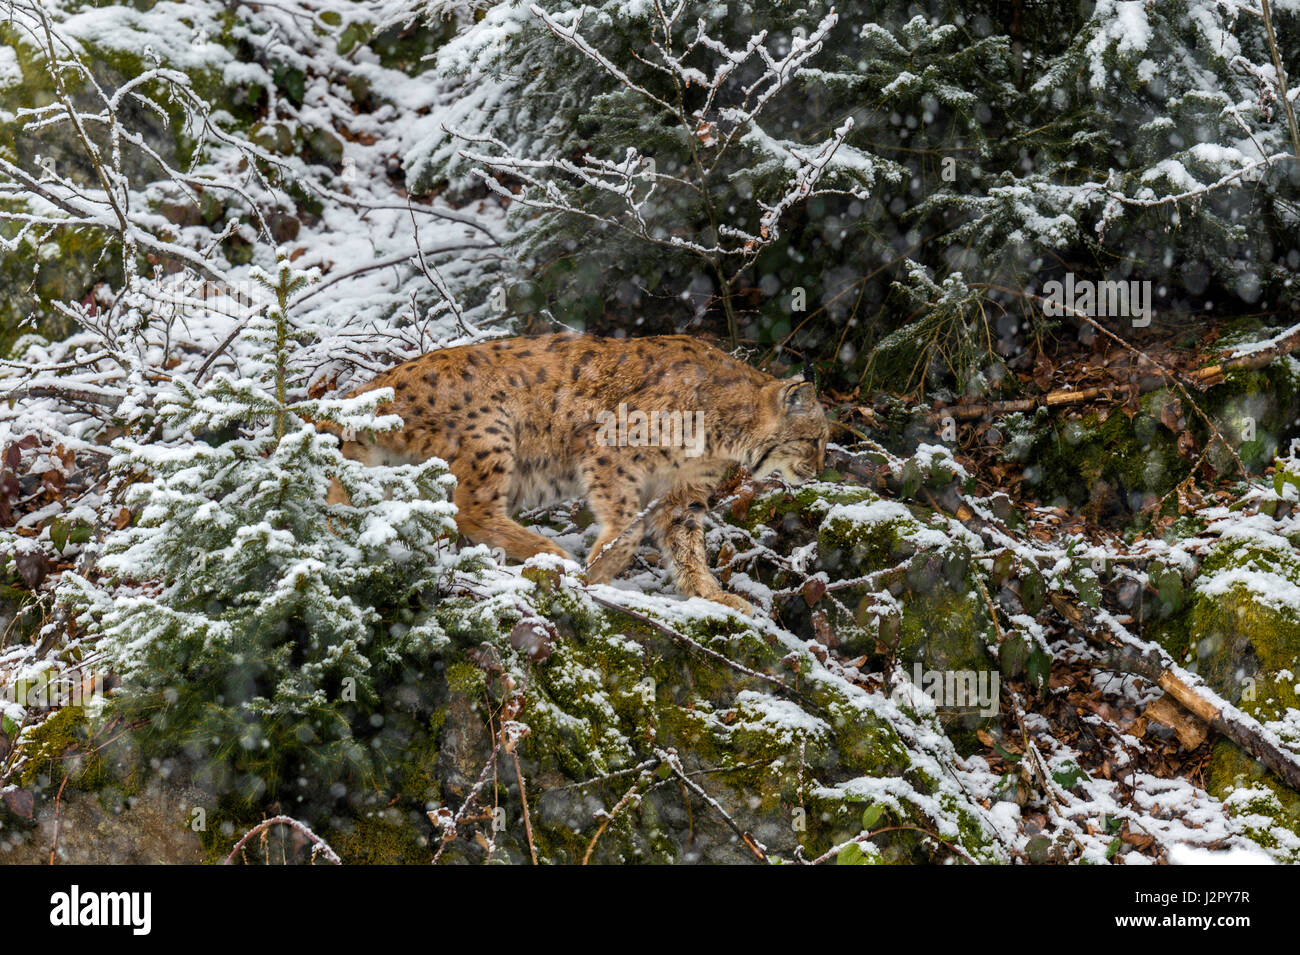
[779,378,817,414]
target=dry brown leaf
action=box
[802,577,827,607]
[1158,395,1184,433]
[811,610,837,648]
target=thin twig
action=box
[582,771,650,865]
[655,747,768,863]
[512,752,538,865]
[222,815,341,865]
[48,774,68,865]
[586,592,805,702]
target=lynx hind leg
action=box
[452,463,570,565]
[579,448,651,583]
[584,492,647,585]
[650,486,753,614]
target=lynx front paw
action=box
[709,592,755,615]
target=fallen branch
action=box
[933,379,1161,423]
[430,757,496,863]
[513,752,538,866]
[928,287,1300,465]
[1050,593,1300,793]
[582,771,650,865]
[803,824,977,866]
[1,381,125,410]
[1201,320,1300,381]
[936,328,1300,425]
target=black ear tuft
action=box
[781,379,816,414]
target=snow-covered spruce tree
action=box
[403,1,1039,379]
[0,0,498,375]
[409,0,899,353]
[61,254,472,809]
[408,0,1299,393]
[876,0,1300,397]
[933,0,1300,314]
[864,263,991,398]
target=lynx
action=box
[330,333,828,613]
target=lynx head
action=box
[748,377,829,482]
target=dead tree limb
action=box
[828,443,1300,792]
[1,382,125,410]
[655,747,769,863]
[929,284,1300,432]
[1259,0,1300,167]
[933,379,1163,423]
[1050,594,1300,793]
[1198,320,1300,382]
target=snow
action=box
[1168,843,1275,865]
[1085,1,1153,89]
[734,691,830,742]
[0,46,21,87]
[59,6,214,67]
[1198,566,1300,619]
[824,499,915,527]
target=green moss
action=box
[815,496,996,708]
[33,531,1002,864]
[445,660,487,697]
[1023,396,1184,510]
[1147,605,1194,661]
[14,707,108,790]
[817,497,918,576]
[328,809,433,864]
[1205,362,1300,473]
[1207,744,1300,861]
[727,481,878,535]
[1187,539,1300,857]
[1018,342,1300,518]
[1193,546,1300,722]
[491,579,996,863]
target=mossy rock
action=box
[420,582,1001,864]
[818,497,921,575]
[0,777,206,864]
[816,497,996,726]
[1207,745,1300,862]
[12,557,1001,864]
[1189,540,1300,857]
[327,808,434,865]
[725,481,878,537]
[1011,349,1300,518]
[12,706,111,790]
[1016,394,1186,515]
[1192,544,1300,722]
[723,484,1001,747]
[1207,319,1300,474]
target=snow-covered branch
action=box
[449,3,876,340]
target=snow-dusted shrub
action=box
[60,257,472,807]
